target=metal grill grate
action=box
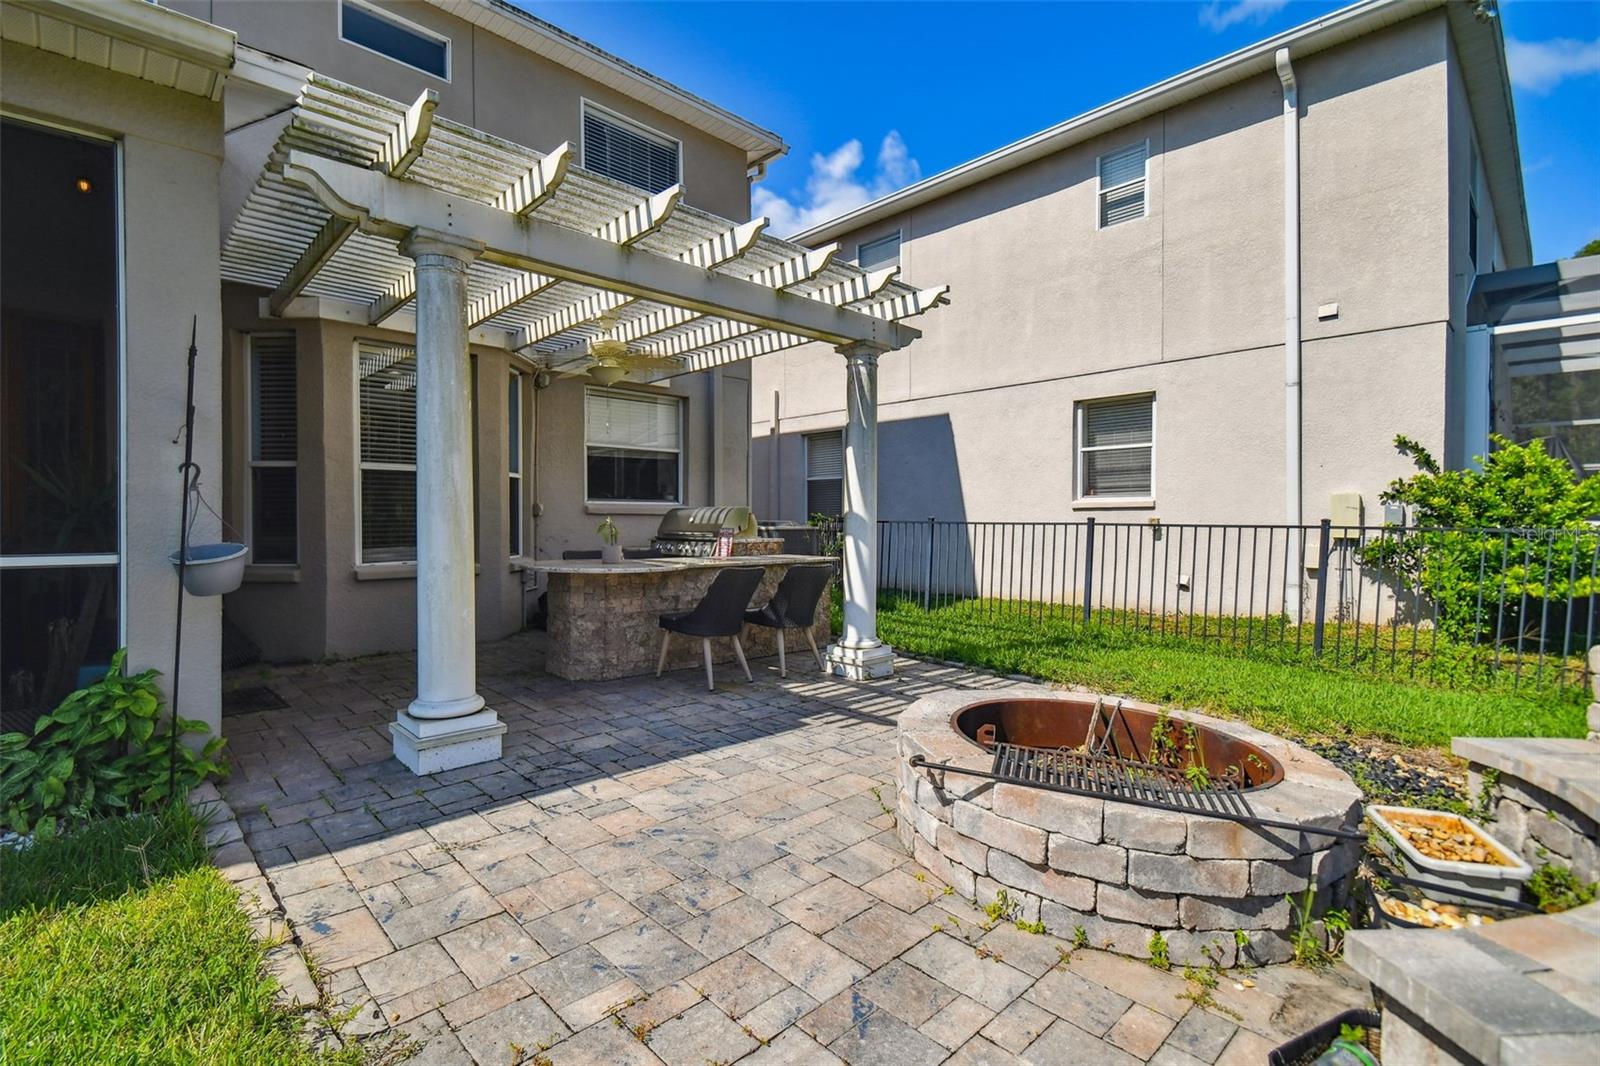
[990,742,1253,819]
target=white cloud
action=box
[1198,0,1289,32]
[753,131,922,237]
[1506,36,1600,94]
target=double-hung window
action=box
[805,431,844,518]
[508,369,525,556]
[1076,395,1155,500]
[248,332,298,565]
[582,103,681,194]
[857,232,900,272]
[1097,142,1148,227]
[585,388,682,503]
[356,342,420,563]
[339,0,450,80]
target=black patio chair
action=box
[743,563,833,677]
[656,566,765,691]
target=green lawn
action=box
[0,804,381,1066]
[868,594,1587,749]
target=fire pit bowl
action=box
[897,685,1363,967]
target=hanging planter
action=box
[169,542,249,596]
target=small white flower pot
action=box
[170,542,249,596]
[600,543,624,564]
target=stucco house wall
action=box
[752,11,1515,553]
[0,39,228,734]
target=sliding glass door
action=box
[0,119,121,733]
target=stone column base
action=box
[391,708,505,775]
[826,641,896,681]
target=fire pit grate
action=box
[990,741,1253,818]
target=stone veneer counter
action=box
[531,555,833,681]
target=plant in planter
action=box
[0,650,226,839]
[597,516,623,564]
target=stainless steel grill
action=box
[651,506,758,557]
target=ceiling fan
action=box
[572,310,681,385]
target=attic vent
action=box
[583,104,680,194]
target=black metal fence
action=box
[857,518,1600,692]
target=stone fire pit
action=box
[896,684,1363,966]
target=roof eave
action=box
[792,0,1451,245]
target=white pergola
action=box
[221,75,948,773]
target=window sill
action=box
[585,501,678,516]
[1072,498,1156,510]
[244,565,301,584]
[353,562,483,581]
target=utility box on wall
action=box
[1329,492,1363,539]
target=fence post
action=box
[1312,518,1332,656]
[1083,517,1096,624]
[923,516,935,611]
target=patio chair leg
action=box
[731,636,752,682]
[701,639,715,692]
[656,630,670,677]
[805,629,825,671]
[775,629,787,678]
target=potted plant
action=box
[597,516,623,564]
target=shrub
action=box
[1361,435,1600,643]
[0,650,225,838]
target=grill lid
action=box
[654,506,757,540]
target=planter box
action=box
[1268,1008,1381,1066]
[1368,805,1532,906]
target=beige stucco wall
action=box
[221,284,752,661]
[168,0,752,220]
[1,42,226,734]
[753,12,1493,554]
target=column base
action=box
[390,708,505,775]
[825,641,897,681]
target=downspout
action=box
[1276,47,1303,615]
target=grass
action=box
[0,803,377,1066]
[867,593,1587,749]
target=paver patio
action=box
[219,631,1370,1064]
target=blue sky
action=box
[518,0,1600,261]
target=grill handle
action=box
[908,755,1369,842]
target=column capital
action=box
[836,340,891,365]
[399,227,485,265]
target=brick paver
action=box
[221,631,1370,1064]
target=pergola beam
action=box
[284,152,918,348]
[493,142,573,216]
[267,214,357,317]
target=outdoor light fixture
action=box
[75,177,92,193]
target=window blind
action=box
[357,343,418,562]
[583,107,679,194]
[858,233,900,272]
[251,333,297,463]
[1080,395,1154,498]
[1098,142,1147,227]
[586,389,681,450]
[806,431,844,518]
[1084,396,1153,448]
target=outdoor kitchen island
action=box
[529,555,835,681]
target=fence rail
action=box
[832,518,1600,693]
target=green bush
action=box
[0,650,225,838]
[1361,435,1600,643]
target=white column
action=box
[826,342,895,680]
[390,229,506,774]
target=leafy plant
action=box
[1339,1022,1367,1044]
[596,516,620,545]
[1072,924,1089,949]
[982,889,1020,927]
[0,650,225,837]
[1286,887,1347,972]
[1147,930,1171,971]
[1527,862,1599,913]
[1360,435,1600,644]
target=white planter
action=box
[1368,804,1532,905]
[170,542,249,596]
[600,543,623,564]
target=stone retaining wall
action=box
[1455,737,1600,884]
[896,686,1363,968]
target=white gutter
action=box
[1277,47,1304,614]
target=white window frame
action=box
[338,0,451,82]
[583,387,684,506]
[580,99,683,191]
[803,430,844,518]
[353,341,420,568]
[1095,139,1150,230]
[244,332,298,567]
[1074,393,1156,503]
[507,368,526,559]
[857,231,902,272]
[0,114,127,651]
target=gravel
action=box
[1311,739,1468,809]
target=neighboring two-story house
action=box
[753,0,1528,553]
